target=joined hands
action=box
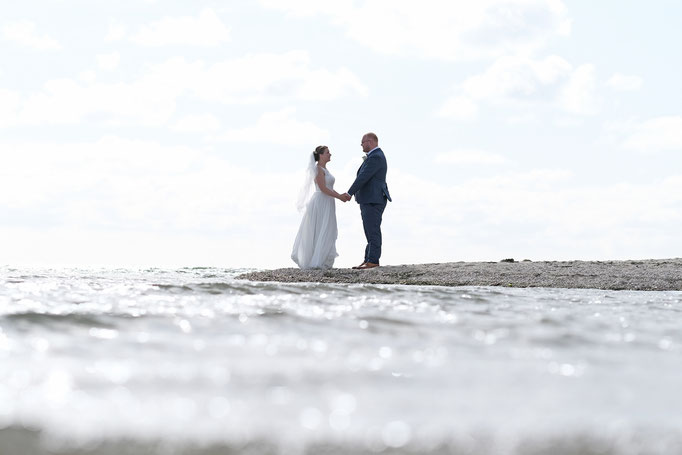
[339,193,351,202]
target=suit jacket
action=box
[348,148,392,204]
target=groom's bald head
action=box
[361,132,378,153]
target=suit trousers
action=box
[360,200,387,264]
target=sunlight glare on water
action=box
[1,267,681,454]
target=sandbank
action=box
[237,259,682,291]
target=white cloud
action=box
[553,116,584,127]
[439,55,599,119]
[381,167,682,264]
[1,20,61,50]
[460,55,572,100]
[434,149,507,165]
[10,76,177,126]
[507,113,538,124]
[622,116,682,152]
[0,136,297,228]
[193,51,368,103]
[211,107,329,146]
[259,0,570,61]
[130,8,231,46]
[1,52,366,127]
[556,63,598,115]
[606,73,643,91]
[78,70,97,84]
[0,136,305,267]
[97,52,121,71]
[0,89,22,127]
[105,22,127,42]
[436,96,479,120]
[172,114,222,133]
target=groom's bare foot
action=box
[352,262,367,269]
[356,262,379,269]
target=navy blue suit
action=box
[348,148,392,264]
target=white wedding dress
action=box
[291,167,338,269]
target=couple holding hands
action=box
[291,132,392,270]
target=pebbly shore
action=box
[237,258,682,291]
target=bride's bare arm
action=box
[315,168,343,200]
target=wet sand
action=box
[237,259,682,291]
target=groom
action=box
[341,132,392,269]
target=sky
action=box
[1,0,681,269]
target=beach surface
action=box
[238,258,682,291]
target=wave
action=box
[2,312,119,329]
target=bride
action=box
[291,145,347,269]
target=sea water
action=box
[1,267,681,454]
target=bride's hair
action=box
[313,145,328,162]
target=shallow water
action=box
[1,267,681,454]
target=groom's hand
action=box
[341,193,351,202]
